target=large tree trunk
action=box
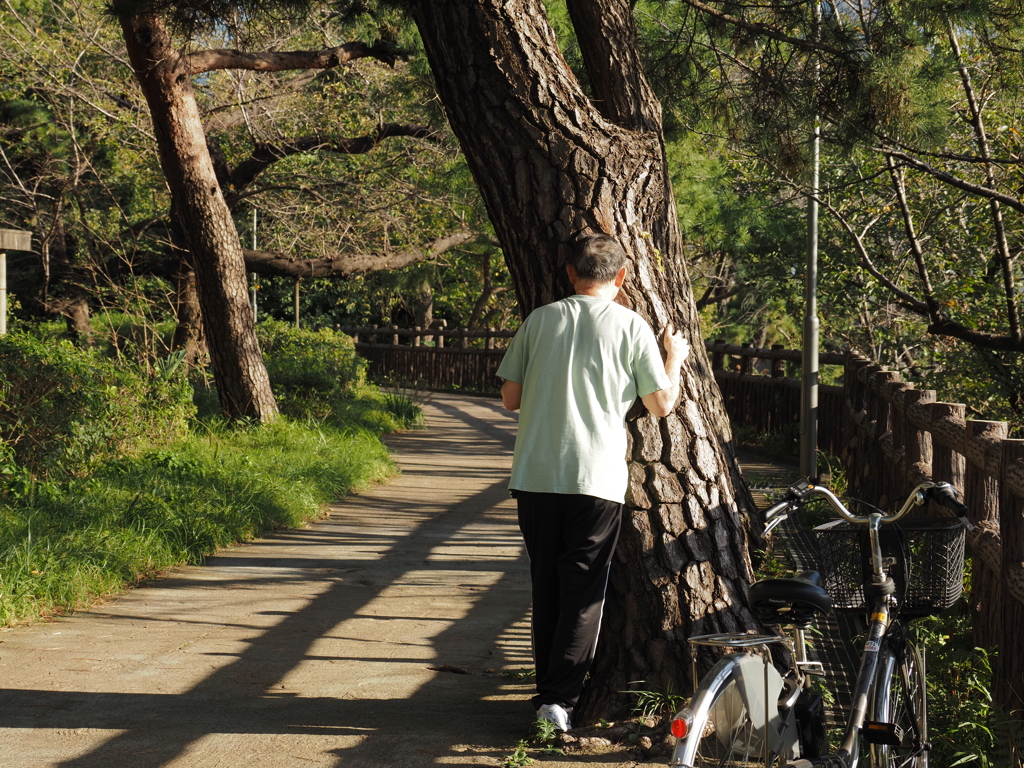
[408,0,758,721]
[118,11,277,422]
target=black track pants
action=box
[515,491,623,710]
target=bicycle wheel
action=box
[670,654,791,767]
[869,639,928,768]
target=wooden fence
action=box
[707,341,846,457]
[842,354,1024,713]
[342,327,1024,711]
[340,326,514,392]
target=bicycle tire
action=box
[671,655,789,767]
[869,639,928,768]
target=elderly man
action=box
[497,233,690,732]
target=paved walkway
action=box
[0,393,808,768]
[0,393,546,768]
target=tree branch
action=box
[228,124,437,191]
[564,0,661,131]
[817,195,929,315]
[947,20,1021,343]
[880,148,1024,215]
[244,231,476,278]
[187,40,399,75]
[928,320,1024,352]
[885,154,940,322]
[674,0,854,59]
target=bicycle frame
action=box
[671,481,948,767]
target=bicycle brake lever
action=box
[763,511,789,535]
[930,482,975,531]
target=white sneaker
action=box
[537,703,572,732]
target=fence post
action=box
[391,325,399,346]
[929,402,965,489]
[740,342,753,374]
[842,355,865,488]
[370,324,378,344]
[487,327,496,350]
[460,326,469,350]
[885,382,911,503]
[770,344,785,378]
[996,438,1024,714]
[965,420,1007,650]
[902,388,935,492]
[712,339,725,371]
[413,326,421,347]
[928,402,966,520]
[857,370,896,505]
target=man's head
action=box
[568,234,627,285]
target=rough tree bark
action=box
[407,0,758,721]
[118,10,277,422]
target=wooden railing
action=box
[842,354,1024,712]
[706,341,846,457]
[339,326,514,392]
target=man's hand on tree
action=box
[662,323,690,367]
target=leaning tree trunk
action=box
[409,0,759,721]
[118,11,277,422]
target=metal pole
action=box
[801,1,821,479]
[0,251,6,336]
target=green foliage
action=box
[501,740,535,768]
[257,321,365,401]
[626,681,688,721]
[253,321,423,430]
[914,614,1022,767]
[632,0,1024,428]
[0,333,193,480]
[533,716,558,743]
[0,414,397,626]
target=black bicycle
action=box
[668,478,970,767]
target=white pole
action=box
[0,251,6,335]
[801,0,821,479]
[251,208,258,322]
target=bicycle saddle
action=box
[748,570,833,627]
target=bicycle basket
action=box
[813,518,966,617]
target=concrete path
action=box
[0,393,575,768]
[0,393,799,768]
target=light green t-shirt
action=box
[496,294,671,503]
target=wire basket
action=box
[813,518,966,617]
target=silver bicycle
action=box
[669,479,970,768]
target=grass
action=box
[0,393,417,627]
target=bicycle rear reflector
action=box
[861,720,905,746]
[670,710,692,739]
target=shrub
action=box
[0,333,194,479]
[257,321,366,417]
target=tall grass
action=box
[0,415,402,627]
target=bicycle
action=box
[668,478,972,767]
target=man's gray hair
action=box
[569,234,627,283]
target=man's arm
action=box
[640,324,690,418]
[501,379,523,411]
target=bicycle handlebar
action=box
[762,478,973,531]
